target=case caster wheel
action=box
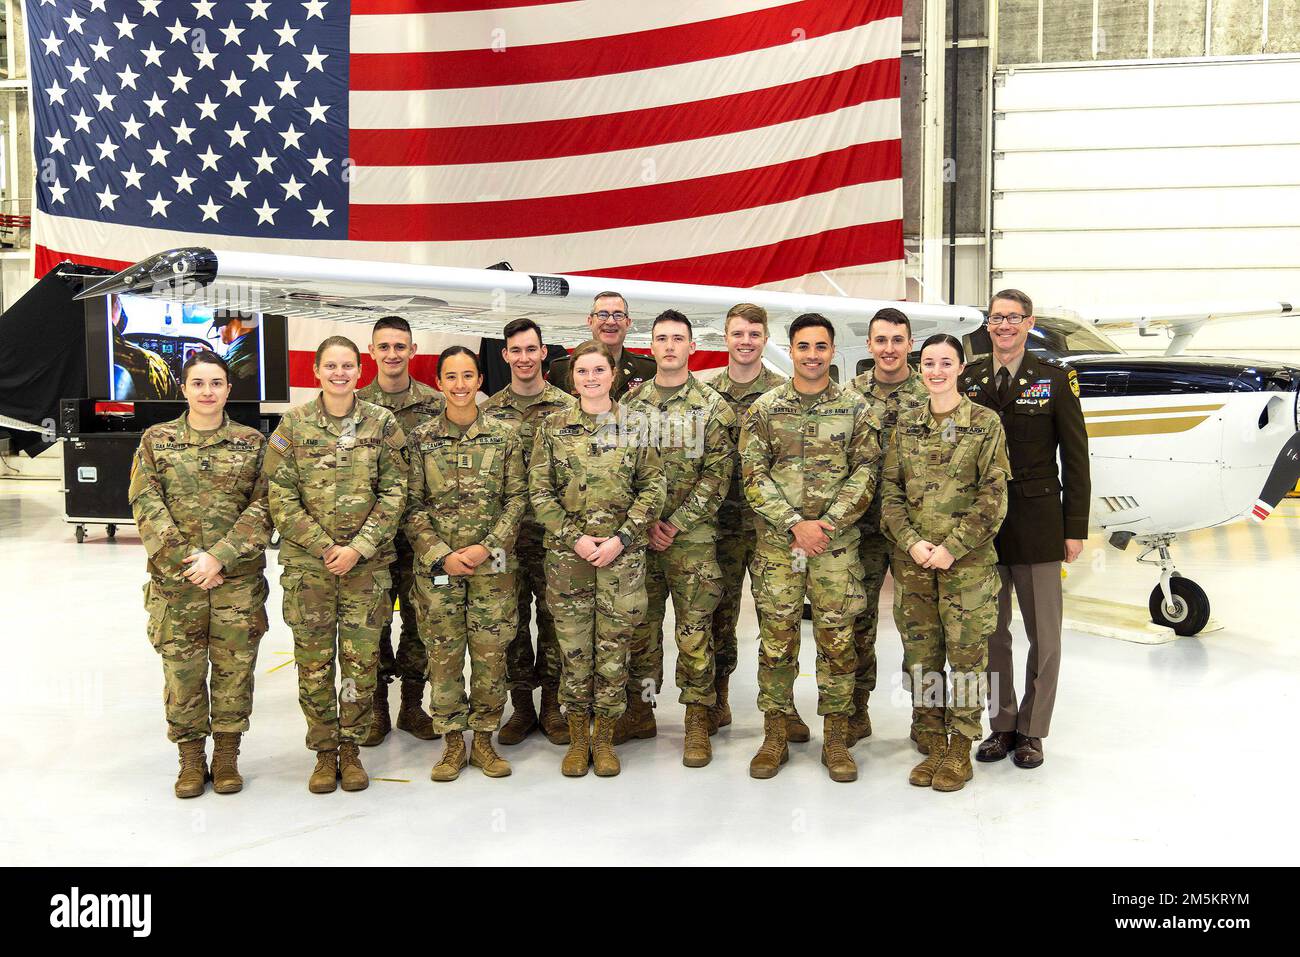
[75,524,86,543]
[107,524,117,540]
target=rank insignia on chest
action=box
[801,422,818,437]
[199,458,212,471]
[1023,380,1052,399]
[457,453,473,469]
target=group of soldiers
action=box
[130,286,1089,797]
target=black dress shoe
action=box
[1012,734,1044,769]
[976,730,1016,762]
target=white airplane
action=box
[75,247,1300,637]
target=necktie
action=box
[996,367,1011,403]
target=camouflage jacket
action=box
[739,380,881,548]
[129,413,271,580]
[707,366,787,528]
[847,367,930,528]
[529,404,666,552]
[263,395,409,569]
[623,374,736,543]
[403,411,527,574]
[356,375,445,435]
[879,397,1011,566]
[480,381,575,525]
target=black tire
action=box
[1149,577,1210,637]
[106,524,117,540]
[75,525,85,543]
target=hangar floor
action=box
[2,481,1297,867]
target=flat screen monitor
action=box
[85,294,288,402]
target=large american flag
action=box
[29,0,903,299]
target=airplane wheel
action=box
[75,524,85,544]
[1149,578,1210,637]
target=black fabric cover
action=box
[477,336,567,398]
[0,268,98,456]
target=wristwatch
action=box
[616,531,632,549]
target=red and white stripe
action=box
[36,0,904,298]
[1250,499,1273,523]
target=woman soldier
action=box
[404,347,527,781]
[264,336,409,794]
[530,340,665,777]
[880,334,1010,792]
[129,351,271,798]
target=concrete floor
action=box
[1,481,1297,866]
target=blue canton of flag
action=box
[28,0,348,242]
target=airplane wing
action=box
[1046,300,1295,356]
[69,247,986,350]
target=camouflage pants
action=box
[750,537,866,716]
[505,524,562,691]
[282,564,392,752]
[890,552,997,741]
[144,574,268,743]
[410,572,517,733]
[712,516,757,680]
[628,539,722,706]
[852,528,892,699]
[377,533,427,685]
[544,548,645,719]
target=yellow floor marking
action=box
[266,659,294,674]
[372,777,410,783]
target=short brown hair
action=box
[725,302,768,333]
[314,335,361,365]
[990,288,1033,317]
[868,306,911,338]
[503,317,543,345]
[569,339,615,369]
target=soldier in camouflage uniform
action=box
[265,337,409,794]
[130,352,271,799]
[619,311,734,767]
[530,341,666,778]
[740,315,880,782]
[482,318,576,747]
[707,303,812,741]
[845,308,930,748]
[404,347,527,782]
[357,316,445,746]
[880,335,1010,792]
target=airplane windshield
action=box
[965,313,1124,360]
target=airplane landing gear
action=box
[1135,534,1211,636]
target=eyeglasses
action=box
[987,313,1028,326]
[591,311,628,322]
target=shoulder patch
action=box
[1068,368,1080,397]
[269,429,290,454]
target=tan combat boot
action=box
[309,749,338,794]
[612,689,656,745]
[708,674,731,735]
[591,715,621,777]
[497,688,538,746]
[682,704,713,768]
[561,710,591,777]
[210,732,243,794]
[362,680,391,746]
[908,733,949,787]
[174,739,208,799]
[396,679,439,740]
[821,714,858,783]
[470,732,512,778]
[539,684,570,745]
[338,741,369,791]
[430,731,468,782]
[786,706,811,743]
[846,689,872,745]
[932,735,974,792]
[749,711,789,779]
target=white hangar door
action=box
[990,59,1300,352]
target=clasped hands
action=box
[574,534,625,568]
[907,540,955,570]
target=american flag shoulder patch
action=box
[269,431,291,454]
